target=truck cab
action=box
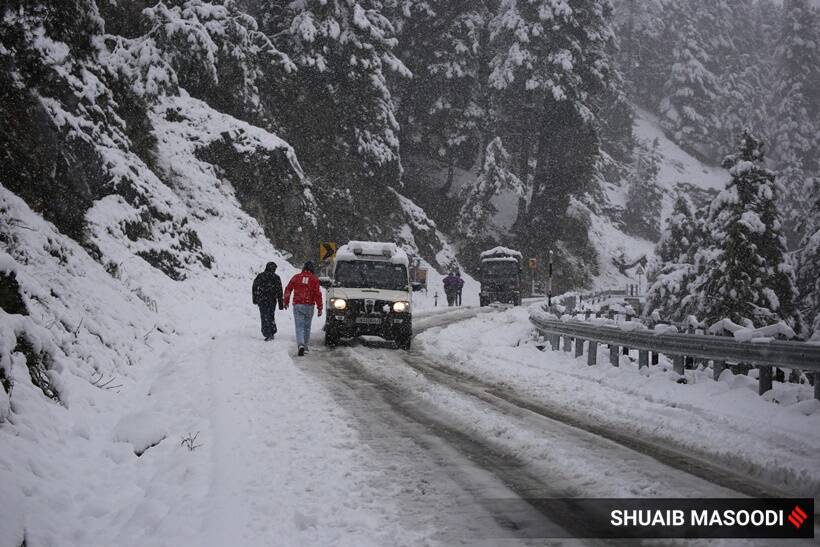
[323,241,416,349]
[479,246,523,306]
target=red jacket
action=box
[284,271,323,309]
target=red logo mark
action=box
[787,506,808,529]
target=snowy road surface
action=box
[4,305,819,546]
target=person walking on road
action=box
[284,261,323,356]
[443,271,460,307]
[252,262,284,341]
[455,272,464,306]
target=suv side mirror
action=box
[319,276,332,289]
[411,282,423,292]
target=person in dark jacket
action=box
[443,271,460,307]
[252,262,284,341]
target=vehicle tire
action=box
[324,328,339,347]
[395,326,412,350]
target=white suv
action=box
[323,241,419,349]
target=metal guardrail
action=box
[530,314,820,400]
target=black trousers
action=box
[446,292,457,307]
[258,304,278,338]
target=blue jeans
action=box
[293,304,314,348]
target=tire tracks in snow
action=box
[303,307,818,543]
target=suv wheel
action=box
[395,326,412,350]
[324,327,339,347]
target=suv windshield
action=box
[335,260,409,291]
[482,261,519,282]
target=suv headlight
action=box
[392,301,409,313]
[332,298,347,310]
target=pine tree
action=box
[658,4,723,161]
[390,1,488,192]
[488,0,616,250]
[770,0,820,248]
[697,131,802,330]
[456,137,523,240]
[622,139,662,241]
[142,0,293,125]
[644,193,704,322]
[263,0,410,185]
[612,0,668,108]
[796,184,820,332]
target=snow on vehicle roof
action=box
[480,246,522,261]
[336,241,410,266]
[482,257,519,263]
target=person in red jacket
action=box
[283,261,323,356]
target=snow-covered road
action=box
[5,305,819,546]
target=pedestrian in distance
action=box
[284,261,323,356]
[252,262,284,341]
[455,272,464,306]
[443,271,460,307]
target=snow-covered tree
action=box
[697,131,802,330]
[769,0,820,247]
[141,0,292,125]
[488,0,616,244]
[265,0,410,185]
[456,137,523,239]
[658,7,722,160]
[612,0,667,107]
[644,193,704,322]
[622,139,662,241]
[796,187,820,332]
[390,1,488,192]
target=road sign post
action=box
[528,258,537,297]
[548,250,553,306]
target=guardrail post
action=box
[758,366,772,395]
[574,338,584,358]
[609,344,619,367]
[672,355,684,375]
[563,336,572,352]
[587,342,597,365]
[638,350,648,369]
[713,360,725,381]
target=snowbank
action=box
[417,307,820,497]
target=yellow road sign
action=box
[528,258,537,269]
[320,242,337,262]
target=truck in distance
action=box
[479,246,523,307]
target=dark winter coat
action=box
[443,274,460,294]
[253,264,284,309]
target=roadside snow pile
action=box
[417,307,820,497]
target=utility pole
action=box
[548,250,553,307]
